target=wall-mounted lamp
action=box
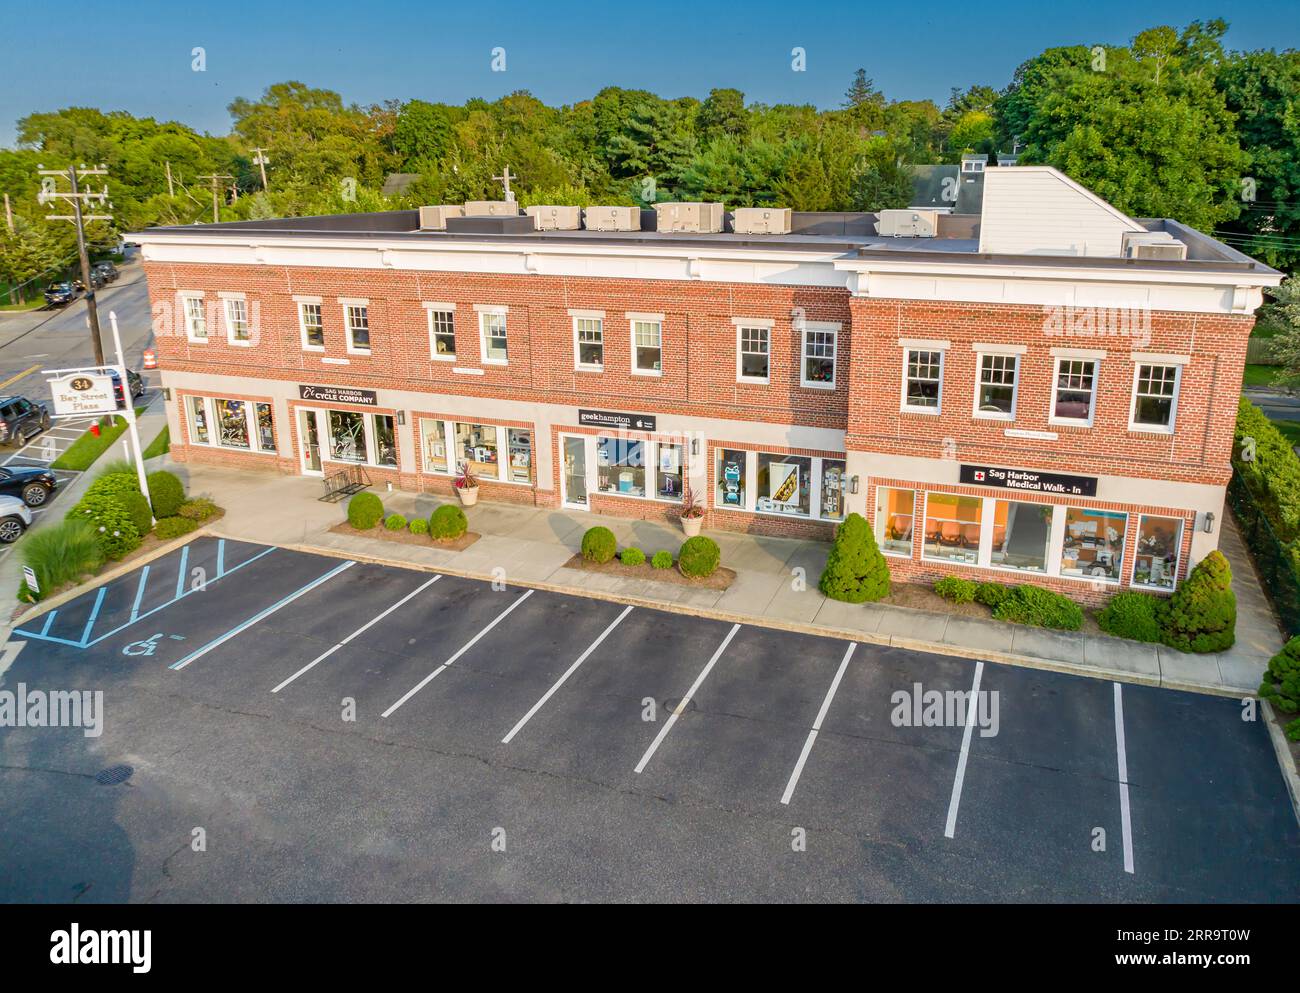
[162,387,172,401]
[690,437,699,456]
[396,410,406,426]
[849,475,860,495]
[1200,510,1215,534]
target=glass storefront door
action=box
[299,409,322,474]
[562,435,588,508]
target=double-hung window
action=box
[1130,360,1182,432]
[297,299,324,351]
[426,305,456,360]
[1051,355,1099,425]
[629,315,662,375]
[181,294,207,342]
[343,300,370,354]
[222,295,250,345]
[902,348,944,412]
[573,313,604,370]
[736,323,770,383]
[477,307,508,364]
[973,349,1020,419]
[801,324,838,388]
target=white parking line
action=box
[943,660,984,839]
[780,642,856,805]
[634,623,741,775]
[381,589,534,719]
[501,604,634,744]
[271,574,441,694]
[1113,682,1135,874]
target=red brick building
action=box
[132,167,1282,603]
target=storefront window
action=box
[876,487,915,556]
[255,402,276,452]
[456,422,499,476]
[216,398,250,449]
[756,453,811,517]
[990,499,1051,573]
[597,437,646,497]
[819,459,846,521]
[508,428,532,483]
[1133,515,1182,590]
[923,492,983,564]
[716,448,747,510]
[1059,508,1127,582]
[655,443,684,501]
[421,419,449,473]
[188,396,208,445]
[329,410,365,462]
[372,414,396,467]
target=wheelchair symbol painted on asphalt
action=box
[122,633,186,657]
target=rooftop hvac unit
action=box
[583,206,640,232]
[654,202,725,233]
[1122,231,1188,261]
[525,205,582,230]
[877,209,940,238]
[418,205,465,230]
[732,207,792,235]
[464,200,519,217]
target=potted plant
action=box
[679,482,704,537]
[454,463,480,507]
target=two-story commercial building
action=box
[131,166,1283,604]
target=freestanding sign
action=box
[22,566,39,595]
[47,372,116,416]
[960,464,1098,498]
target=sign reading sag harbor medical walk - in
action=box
[578,408,657,432]
[960,464,1098,497]
[298,384,378,406]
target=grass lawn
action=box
[1244,364,1282,387]
[1274,421,1300,448]
[142,425,170,460]
[51,406,147,471]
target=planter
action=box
[681,515,703,538]
[456,485,479,507]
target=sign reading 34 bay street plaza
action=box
[960,464,1098,498]
[47,372,116,416]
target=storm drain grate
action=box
[94,765,134,786]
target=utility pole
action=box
[251,147,270,190]
[39,163,111,366]
[492,164,517,203]
[196,172,233,223]
[3,193,12,233]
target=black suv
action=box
[43,282,79,306]
[93,261,119,282]
[0,465,57,506]
[0,396,50,446]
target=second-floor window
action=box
[1131,363,1180,431]
[1052,358,1097,425]
[575,318,603,370]
[299,302,324,350]
[975,353,1018,419]
[802,326,836,388]
[345,303,370,353]
[737,326,770,383]
[183,296,207,341]
[480,311,508,364]
[428,309,456,359]
[632,320,662,375]
[903,349,943,411]
[224,298,249,345]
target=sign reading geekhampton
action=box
[578,408,657,432]
[298,384,378,407]
[960,464,1098,498]
[47,372,116,416]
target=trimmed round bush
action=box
[147,470,186,518]
[155,516,198,540]
[992,585,1083,631]
[581,526,617,564]
[934,576,977,604]
[1161,550,1236,654]
[70,492,141,561]
[408,518,429,536]
[385,513,408,531]
[117,490,154,536]
[430,503,468,540]
[975,582,1011,608]
[819,513,890,603]
[347,491,384,530]
[651,550,673,570]
[85,472,140,501]
[1260,635,1300,714]
[178,497,218,521]
[678,535,721,579]
[620,546,645,566]
[1097,591,1163,643]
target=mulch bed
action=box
[330,521,480,552]
[881,580,1103,634]
[564,554,735,591]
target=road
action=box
[2,537,1296,903]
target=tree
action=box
[1260,279,1300,389]
[1161,550,1237,653]
[0,218,61,303]
[819,513,891,603]
[698,88,748,141]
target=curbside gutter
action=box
[1261,699,1300,829]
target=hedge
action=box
[1097,591,1163,643]
[975,582,1011,608]
[992,585,1083,630]
[678,535,721,578]
[155,516,198,540]
[147,470,186,518]
[116,490,154,536]
[430,504,468,540]
[819,513,890,603]
[934,576,977,603]
[347,492,384,530]
[581,526,617,564]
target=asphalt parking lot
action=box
[3,536,1298,902]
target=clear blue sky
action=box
[3,0,1298,147]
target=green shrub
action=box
[975,582,1011,608]
[154,516,198,540]
[17,580,40,603]
[620,546,646,566]
[347,491,384,530]
[934,576,977,603]
[178,497,219,521]
[116,490,154,536]
[581,526,617,564]
[19,518,105,595]
[678,535,721,579]
[385,513,407,531]
[1286,717,1300,742]
[992,585,1084,630]
[1259,635,1300,714]
[146,470,186,518]
[1160,550,1236,653]
[85,471,139,501]
[651,550,673,569]
[430,503,468,540]
[68,492,141,560]
[93,458,136,481]
[819,513,890,603]
[1097,591,1164,643]
[409,518,429,536]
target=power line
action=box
[38,163,111,366]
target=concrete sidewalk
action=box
[156,460,1286,697]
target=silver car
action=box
[0,494,33,543]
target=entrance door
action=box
[299,409,323,475]
[561,435,588,508]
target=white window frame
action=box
[734,320,772,385]
[629,315,663,377]
[1048,351,1103,427]
[295,296,324,353]
[416,418,532,485]
[874,485,918,559]
[221,294,250,347]
[972,348,1022,421]
[476,306,509,366]
[179,292,207,343]
[186,395,277,455]
[593,436,686,503]
[340,299,370,355]
[711,447,846,522]
[900,346,945,414]
[800,323,838,390]
[572,312,605,371]
[1131,514,1185,592]
[1128,360,1183,434]
[424,303,457,361]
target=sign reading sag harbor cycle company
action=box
[578,408,657,432]
[960,464,1098,497]
[298,384,378,407]
[47,372,116,416]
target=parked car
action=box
[98,368,144,408]
[74,269,107,291]
[0,465,57,507]
[0,396,50,446]
[0,495,32,544]
[42,281,79,306]
[92,260,119,282]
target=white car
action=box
[0,495,33,543]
